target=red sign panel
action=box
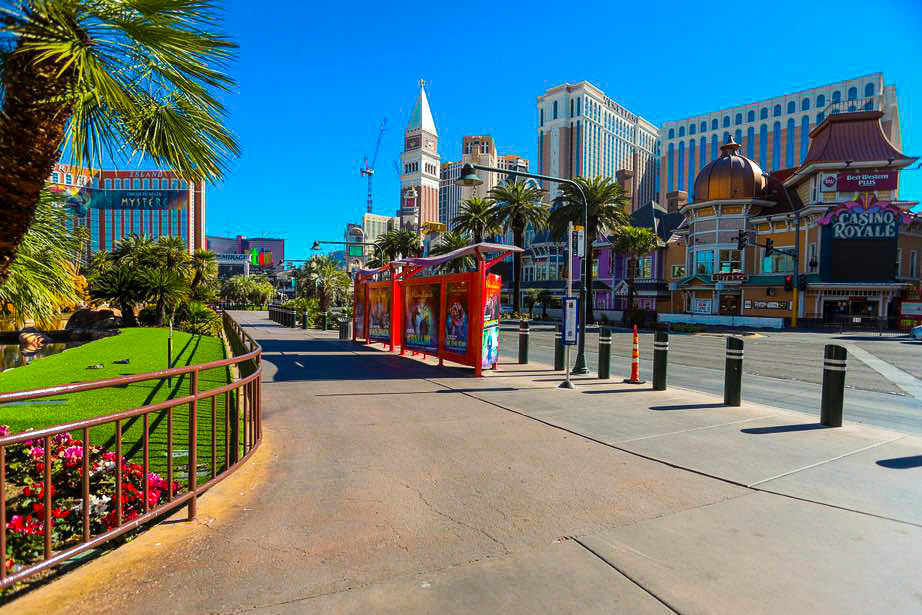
[837,171,898,192]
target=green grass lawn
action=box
[0,328,245,484]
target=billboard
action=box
[481,274,502,369]
[368,286,391,340]
[404,283,440,352]
[445,281,469,355]
[77,188,188,211]
[818,196,908,282]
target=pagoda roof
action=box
[801,111,915,167]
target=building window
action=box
[677,141,685,191]
[570,99,574,117]
[66,174,72,185]
[152,179,160,189]
[52,172,59,183]
[763,249,795,273]
[679,126,685,137]
[786,101,795,114]
[911,251,918,279]
[105,178,112,189]
[773,104,781,117]
[700,136,707,168]
[134,179,140,189]
[719,249,741,273]
[772,121,781,170]
[672,264,686,278]
[760,107,768,120]
[540,108,544,127]
[831,90,840,103]
[865,83,875,98]
[847,86,857,100]
[668,127,674,139]
[801,115,810,162]
[786,118,795,167]
[746,126,754,159]
[711,135,717,160]
[735,113,742,125]
[700,120,707,132]
[734,129,742,145]
[172,179,179,189]
[688,139,696,199]
[722,115,730,128]
[553,100,558,119]
[667,142,674,193]
[816,111,825,124]
[711,118,718,130]
[808,243,817,272]
[636,256,653,279]
[816,94,826,108]
[723,131,730,145]
[802,97,810,111]
[747,110,755,122]
[689,123,696,135]
[896,249,902,277]
[759,124,767,169]
[864,100,873,111]
[694,250,713,275]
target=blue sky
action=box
[208,0,922,261]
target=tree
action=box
[190,249,218,294]
[0,1,240,283]
[524,288,540,318]
[428,230,475,273]
[142,269,188,326]
[537,289,557,320]
[89,267,145,326]
[611,226,659,326]
[489,181,548,314]
[548,176,630,323]
[453,197,498,243]
[0,191,85,327]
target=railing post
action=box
[518,320,530,364]
[653,331,668,391]
[188,368,198,520]
[554,324,564,371]
[821,344,847,427]
[598,327,611,379]
[724,336,744,406]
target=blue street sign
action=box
[563,297,579,345]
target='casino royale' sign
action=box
[818,195,910,240]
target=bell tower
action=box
[399,80,441,230]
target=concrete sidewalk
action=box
[7,311,921,615]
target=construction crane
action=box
[359,118,387,213]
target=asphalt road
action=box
[499,326,922,435]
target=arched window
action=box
[773,104,781,117]
[700,120,707,133]
[668,128,675,139]
[772,121,781,170]
[722,115,730,128]
[735,129,742,144]
[760,107,768,120]
[816,94,825,108]
[553,100,558,119]
[831,90,840,102]
[847,86,857,100]
[688,139,696,199]
[104,178,112,189]
[677,141,685,191]
[540,109,544,127]
[700,136,707,168]
[711,118,718,130]
[800,115,810,162]
[735,113,742,125]
[863,100,873,111]
[816,111,825,124]
[134,179,140,189]
[801,97,810,111]
[865,82,874,97]
[679,126,685,137]
[759,124,767,169]
[711,134,717,160]
[787,101,795,114]
[667,142,675,192]
[747,110,755,122]
[746,126,754,159]
[689,123,696,135]
[723,131,730,144]
[786,118,795,167]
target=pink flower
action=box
[29,447,44,460]
[52,433,72,446]
[0,425,10,437]
[101,452,117,462]
[63,445,84,467]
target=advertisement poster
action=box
[481,325,500,369]
[483,274,501,326]
[405,284,440,351]
[368,286,391,340]
[354,284,365,339]
[445,281,469,354]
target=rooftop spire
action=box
[407,80,437,136]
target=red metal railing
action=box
[0,312,262,588]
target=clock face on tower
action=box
[406,136,420,150]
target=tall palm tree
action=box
[0,1,239,283]
[453,197,498,243]
[611,226,659,326]
[143,269,188,326]
[373,230,402,263]
[190,249,218,292]
[428,231,475,273]
[394,229,422,258]
[309,254,351,312]
[537,289,557,319]
[152,237,194,281]
[548,177,630,323]
[489,181,548,314]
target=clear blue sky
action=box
[208,0,922,261]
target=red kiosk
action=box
[353,243,522,376]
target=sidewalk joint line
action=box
[610,414,785,444]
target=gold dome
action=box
[693,140,766,202]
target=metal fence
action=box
[0,312,262,588]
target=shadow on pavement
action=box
[649,403,726,411]
[741,423,830,435]
[581,388,651,394]
[876,455,922,469]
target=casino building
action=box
[663,110,921,328]
[49,163,207,256]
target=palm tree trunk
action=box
[120,302,138,327]
[625,257,636,326]
[512,227,524,314]
[0,47,75,283]
[585,232,596,324]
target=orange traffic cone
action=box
[623,325,646,384]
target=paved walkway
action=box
[8,311,922,614]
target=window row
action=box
[102,178,187,190]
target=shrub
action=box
[137,306,159,326]
[670,322,706,333]
[176,302,222,337]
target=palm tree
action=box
[143,269,189,326]
[428,231,475,273]
[152,237,194,281]
[453,197,498,243]
[548,177,630,323]
[489,181,548,314]
[309,255,351,312]
[537,289,557,320]
[524,288,540,318]
[394,229,422,258]
[90,267,145,326]
[0,1,239,283]
[373,230,402,263]
[611,226,659,326]
[190,249,218,292]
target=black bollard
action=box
[554,324,564,371]
[598,327,611,379]
[323,312,329,330]
[723,336,744,406]
[821,345,847,427]
[302,311,308,330]
[653,331,669,391]
[518,320,530,364]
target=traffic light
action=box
[784,275,793,291]
[764,238,774,256]
[798,275,807,291]
[736,229,747,251]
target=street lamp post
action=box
[455,162,590,374]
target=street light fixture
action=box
[455,162,591,375]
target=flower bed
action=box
[1,426,179,575]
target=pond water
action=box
[1,341,87,372]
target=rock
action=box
[113,358,130,364]
[87,364,104,370]
[19,328,52,350]
[66,308,121,331]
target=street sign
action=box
[347,244,364,257]
[571,230,585,258]
[563,297,579,345]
